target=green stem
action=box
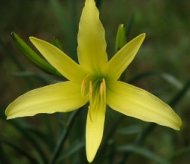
[169,80,190,107]
[50,110,81,164]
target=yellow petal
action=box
[30,37,86,82]
[5,82,87,119]
[106,33,145,81]
[86,98,106,162]
[107,81,182,130]
[77,0,108,73]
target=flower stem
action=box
[50,110,81,164]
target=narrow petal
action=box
[77,0,107,73]
[30,37,86,82]
[106,34,145,81]
[6,82,87,119]
[86,99,106,162]
[107,81,182,130]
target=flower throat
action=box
[81,75,106,120]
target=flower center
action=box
[81,75,106,120]
[81,75,106,100]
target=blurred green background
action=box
[0,0,190,163]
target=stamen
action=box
[81,78,86,96]
[88,106,93,122]
[88,79,98,122]
[100,78,106,99]
[89,81,93,102]
[81,74,90,97]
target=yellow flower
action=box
[5,0,182,162]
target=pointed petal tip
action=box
[169,112,182,131]
[6,116,13,120]
[139,33,146,40]
[164,117,182,131]
[87,154,94,163]
[86,140,96,163]
[5,106,23,120]
[29,36,45,45]
[5,111,15,120]
[175,117,183,131]
[29,36,34,40]
[29,36,39,43]
[5,107,20,120]
[5,108,10,119]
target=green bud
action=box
[11,32,62,77]
[115,24,126,52]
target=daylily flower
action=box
[6,0,182,162]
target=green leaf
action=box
[117,124,142,135]
[50,0,77,58]
[170,146,190,160]
[9,120,48,163]
[0,140,38,163]
[58,141,84,162]
[11,32,61,77]
[50,110,81,164]
[129,71,182,89]
[117,144,169,164]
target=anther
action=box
[81,78,86,96]
[81,74,90,97]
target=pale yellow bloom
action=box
[5,0,182,162]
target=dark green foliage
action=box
[0,0,190,163]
